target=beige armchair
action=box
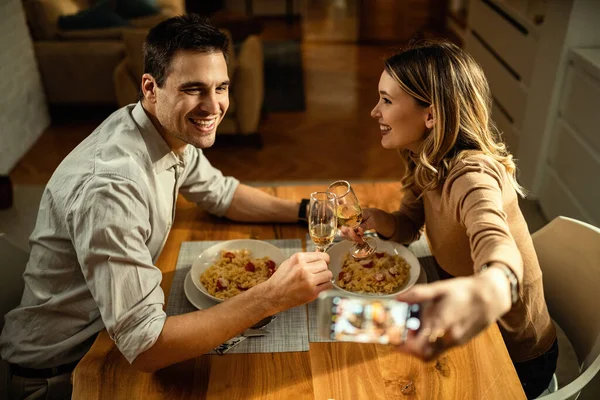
[114,28,264,136]
[22,0,185,105]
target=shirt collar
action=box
[132,102,187,173]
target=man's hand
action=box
[263,252,333,313]
[392,268,512,361]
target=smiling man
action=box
[142,31,229,151]
[0,15,332,399]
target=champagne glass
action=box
[308,191,338,252]
[327,180,376,259]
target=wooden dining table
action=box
[72,182,526,399]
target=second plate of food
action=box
[190,239,286,302]
[327,237,420,298]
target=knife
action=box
[243,328,270,337]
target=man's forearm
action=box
[225,184,299,222]
[132,282,278,372]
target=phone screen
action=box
[327,295,420,345]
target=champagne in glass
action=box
[309,223,336,248]
[308,191,337,252]
[336,204,363,228]
[327,180,376,259]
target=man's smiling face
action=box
[148,50,230,150]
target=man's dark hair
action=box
[141,14,229,95]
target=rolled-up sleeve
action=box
[66,174,166,363]
[179,149,239,216]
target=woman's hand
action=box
[392,267,512,361]
[340,208,397,242]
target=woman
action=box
[346,41,558,398]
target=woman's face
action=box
[370,70,432,152]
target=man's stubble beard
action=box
[176,126,217,149]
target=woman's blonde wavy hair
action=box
[384,40,524,197]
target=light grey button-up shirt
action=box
[0,103,239,368]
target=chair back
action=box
[0,234,29,332]
[532,217,600,399]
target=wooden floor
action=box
[9,7,408,186]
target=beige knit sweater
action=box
[392,154,556,362]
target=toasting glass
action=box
[327,180,376,259]
[308,191,338,252]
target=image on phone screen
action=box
[329,296,420,345]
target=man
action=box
[0,15,332,399]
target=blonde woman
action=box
[345,41,557,398]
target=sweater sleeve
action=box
[445,159,524,286]
[391,186,425,244]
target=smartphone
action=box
[317,291,421,345]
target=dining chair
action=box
[0,233,29,330]
[532,216,600,399]
[0,233,30,400]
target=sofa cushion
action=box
[22,0,90,40]
[128,13,171,29]
[234,35,264,134]
[220,29,237,83]
[116,0,160,19]
[114,58,141,106]
[34,40,125,104]
[58,0,128,31]
[57,27,124,40]
[23,0,182,40]
[122,28,149,79]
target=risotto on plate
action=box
[200,249,277,300]
[335,251,410,294]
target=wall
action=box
[0,0,50,174]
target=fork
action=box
[242,315,276,337]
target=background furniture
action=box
[0,234,29,333]
[0,234,30,400]
[22,0,185,105]
[532,216,600,399]
[21,0,265,137]
[72,182,526,400]
[536,48,600,226]
[462,0,600,226]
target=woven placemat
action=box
[166,239,308,354]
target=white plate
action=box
[184,271,278,332]
[184,271,219,310]
[190,239,287,302]
[327,237,421,298]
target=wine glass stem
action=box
[353,227,367,245]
